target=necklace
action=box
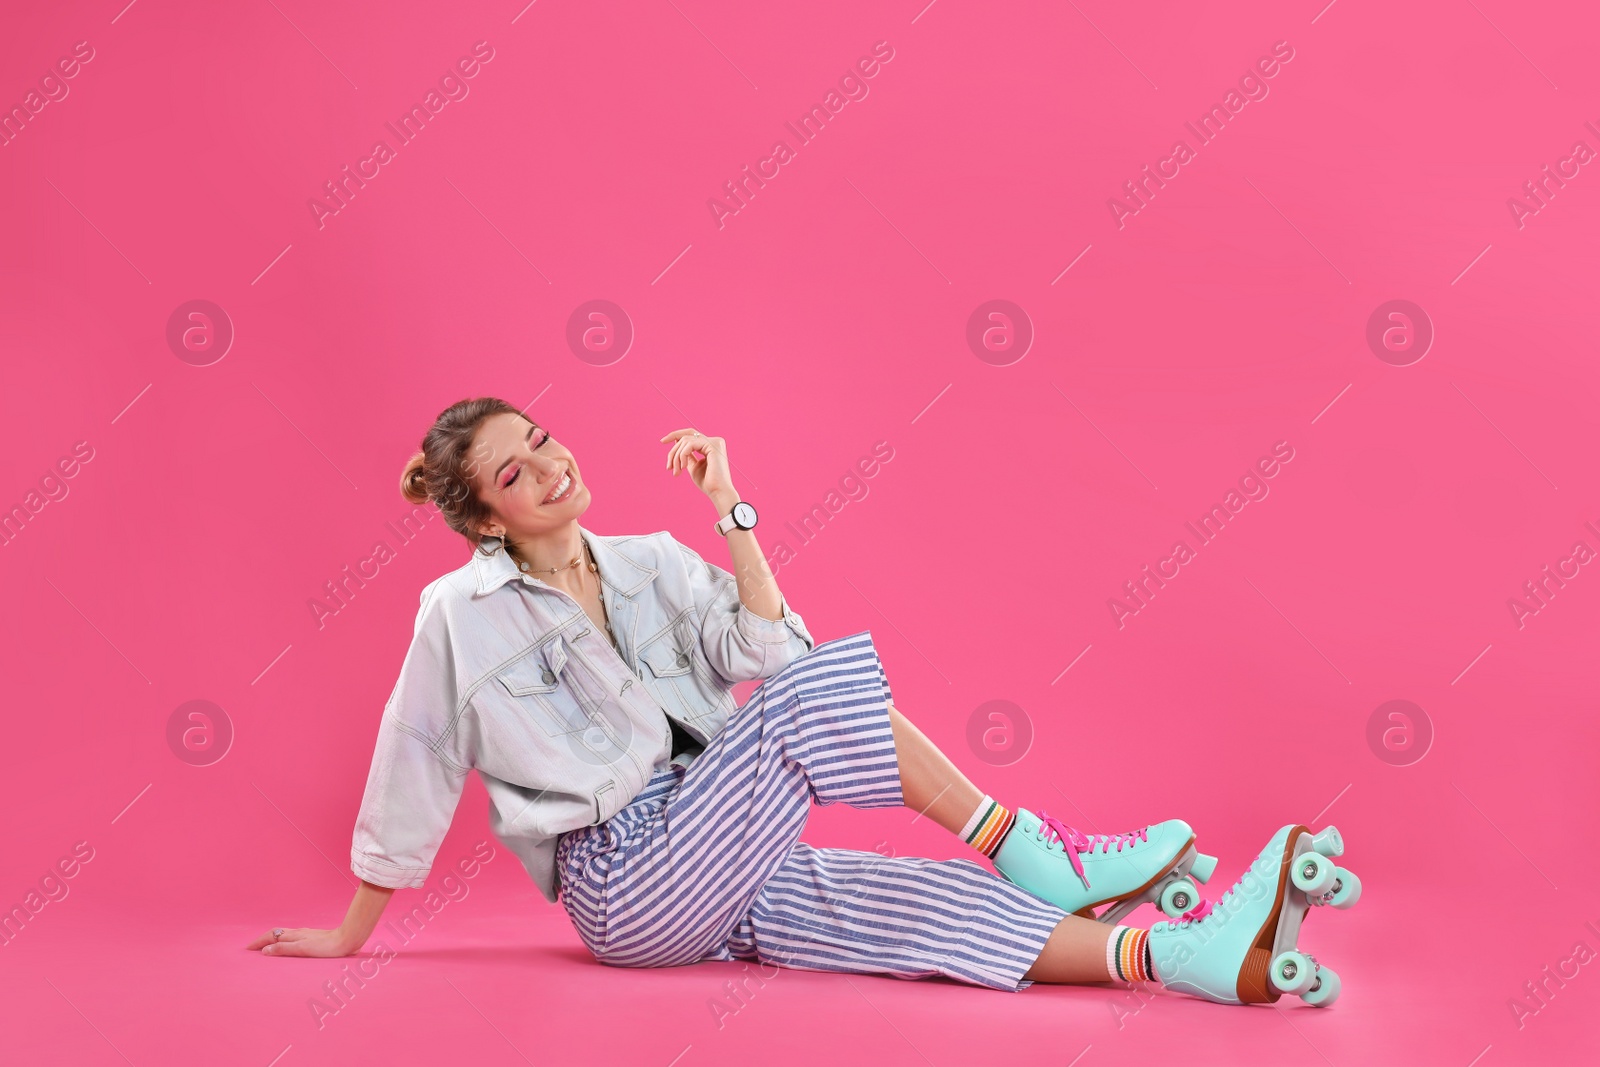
[514,538,618,649]
[515,547,582,576]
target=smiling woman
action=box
[249,395,1359,1013]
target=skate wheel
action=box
[1310,826,1345,858]
[1291,851,1336,895]
[1189,852,1218,884]
[1269,950,1317,996]
[1303,964,1341,1007]
[1158,878,1201,917]
[1326,867,1361,909]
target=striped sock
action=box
[1106,926,1154,983]
[958,795,1016,857]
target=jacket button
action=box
[676,651,690,666]
[541,668,556,685]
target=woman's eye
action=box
[500,428,549,488]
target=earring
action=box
[485,531,506,555]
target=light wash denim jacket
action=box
[350,525,815,902]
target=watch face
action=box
[732,502,758,528]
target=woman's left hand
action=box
[660,429,736,499]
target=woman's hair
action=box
[400,396,523,550]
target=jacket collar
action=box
[470,524,658,599]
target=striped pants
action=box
[555,630,1068,992]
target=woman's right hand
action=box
[246,926,358,957]
[247,880,396,958]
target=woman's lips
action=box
[542,470,574,505]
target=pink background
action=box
[2,0,1597,1064]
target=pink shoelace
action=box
[1036,811,1151,889]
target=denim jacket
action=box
[349,525,815,902]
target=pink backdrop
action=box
[2,0,1597,1064]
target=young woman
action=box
[248,397,1359,1006]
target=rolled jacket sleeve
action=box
[350,594,472,889]
[674,536,815,685]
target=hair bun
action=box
[399,451,430,505]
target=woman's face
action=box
[467,412,590,537]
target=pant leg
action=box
[558,630,903,968]
[722,843,1069,992]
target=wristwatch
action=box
[714,500,758,536]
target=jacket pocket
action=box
[495,637,587,737]
[497,634,567,695]
[637,625,732,741]
[637,630,694,679]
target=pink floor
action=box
[4,774,1598,1065]
[5,0,1600,1063]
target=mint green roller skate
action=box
[1147,823,1359,1007]
[991,808,1219,923]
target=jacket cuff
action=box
[351,851,429,890]
[736,597,811,646]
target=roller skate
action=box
[991,809,1219,923]
[1147,823,1360,1007]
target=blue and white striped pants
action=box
[555,630,1068,992]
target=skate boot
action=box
[1147,823,1360,1007]
[991,808,1219,923]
